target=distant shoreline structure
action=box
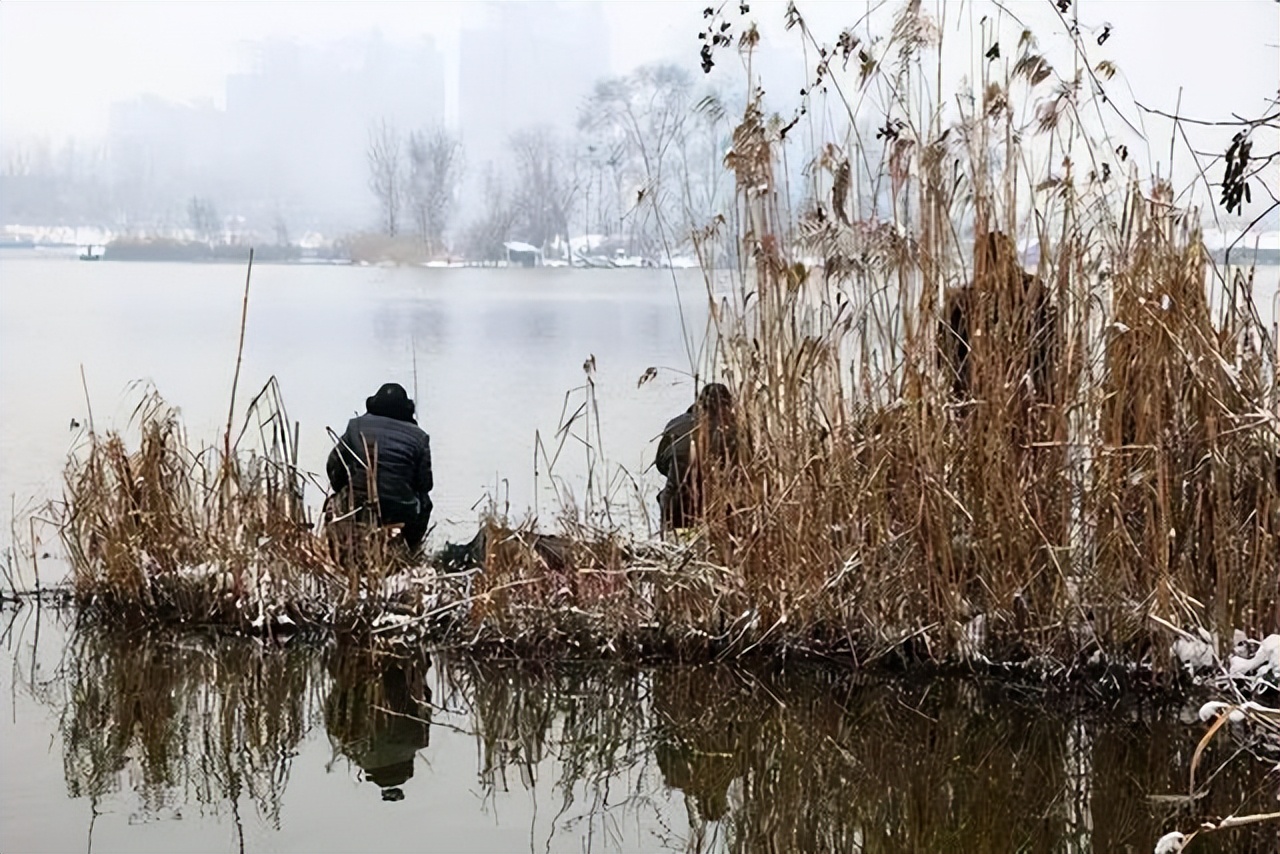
[1,231,1277,268]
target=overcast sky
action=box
[2,1,1275,137]
[2,0,1276,228]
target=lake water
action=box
[3,612,1274,854]
[1,257,1277,853]
[0,258,720,574]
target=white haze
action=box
[1,0,1276,237]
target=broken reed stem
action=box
[223,248,254,469]
[79,364,95,434]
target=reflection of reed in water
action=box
[667,671,1276,854]
[324,644,433,802]
[57,627,318,829]
[452,662,1274,854]
[39,635,1276,852]
[445,659,646,800]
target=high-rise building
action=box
[223,33,447,229]
[106,95,224,228]
[458,2,610,177]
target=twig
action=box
[223,248,255,466]
[1134,103,1280,127]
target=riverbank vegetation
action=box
[44,3,1277,679]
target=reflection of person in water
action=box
[324,647,433,802]
[652,667,758,822]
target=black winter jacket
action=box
[655,405,737,487]
[655,407,696,485]
[327,414,433,516]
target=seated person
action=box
[327,382,433,551]
[655,382,737,532]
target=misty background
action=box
[1,0,1276,257]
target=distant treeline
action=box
[102,238,339,263]
[1209,247,1280,266]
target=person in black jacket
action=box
[655,382,737,532]
[327,383,433,551]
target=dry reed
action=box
[454,5,1277,674]
[50,5,1277,679]
[58,379,382,631]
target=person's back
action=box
[655,383,735,532]
[327,383,433,550]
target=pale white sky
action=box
[2,0,1276,202]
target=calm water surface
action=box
[0,258,716,565]
[3,613,1275,854]
[1,258,1276,852]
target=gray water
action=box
[1,257,1276,853]
[0,258,716,575]
[3,613,1275,854]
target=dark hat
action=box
[698,382,733,409]
[366,383,415,422]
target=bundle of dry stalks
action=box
[679,6,1278,669]
[59,380,377,630]
[460,4,1279,671]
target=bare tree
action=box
[1,136,115,226]
[406,126,464,256]
[367,119,404,237]
[581,64,692,179]
[460,164,518,263]
[273,214,291,247]
[509,127,579,254]
[578,140,627,238]
[579,64,695,254]
[187,196,220,244]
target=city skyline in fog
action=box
[1,1,1275,238]
[5,1,1275,142]
[2,1,728,140]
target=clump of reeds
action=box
[58,380,358,629]
[448,2,1277,672]
[664,2,1279,669]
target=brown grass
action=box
[458,3,1278,671]
[57,379,396,631]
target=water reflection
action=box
[372,299,453,361]
[324,644,433,802]
[20,627,1277,852]
[652,667,763,825]
[57,626,315,831]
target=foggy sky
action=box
[4,1,1275,140]
[1,1,1276,233]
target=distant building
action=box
[222,33,447,230]
[503,240,542,267]
[458,2,610,202]
[107,95,224,229]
